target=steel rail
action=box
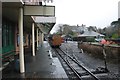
[59,47,100,80]
[54,49,82,80]
[65,58,82,79]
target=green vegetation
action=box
[98,18,120,40]
[54,18,120,43]
[86,37,95,42]
[112,33,119,39]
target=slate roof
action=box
[78,30,105,37]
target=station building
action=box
[1,0,56,73]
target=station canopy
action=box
[35,16,56,34]
[2,1,56,34]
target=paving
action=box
[2,41,68,79]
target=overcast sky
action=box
[47,0,120,33]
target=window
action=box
[2,20,14,47]
[6,23,9,46]
[2,22,7,47]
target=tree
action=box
[88,26,98,32]
[112,33,119,39]
[111,21,118,26]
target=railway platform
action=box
[2,41,68,79]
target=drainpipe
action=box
[18,8,25,73]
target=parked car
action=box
[67,38,72,41]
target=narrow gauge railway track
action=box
[54,48,100,80]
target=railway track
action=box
[54,47,100,80]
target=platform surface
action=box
[2,41,68,79]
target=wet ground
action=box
[2,41,68,79]
[2,41,120,80]
[60,41,120,79]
